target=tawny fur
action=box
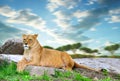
[17,34,98,72]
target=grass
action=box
[0,59,118,81]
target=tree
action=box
[63,44,71,51]
[71,43,81,54]
[80,47,92,53]
[80,47,99,54]
[56,46,64,51]
[56,44,71,51]
[104,44,119,56]
[92,49,98,53]
[43,46,54,49]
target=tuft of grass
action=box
[101,69,109,76]
[97,77,111,81]
[73,72,92,81]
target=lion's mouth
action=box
[23,44,30,50]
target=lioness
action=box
[17,34,99,72]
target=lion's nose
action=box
[25,43,27,45]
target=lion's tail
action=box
[74,62,99,72]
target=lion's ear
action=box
[34,34,38,38]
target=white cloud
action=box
[53,19,71,29]
[0,6,16,17]
[90,27,96,31]
[46,3,59,12]
[81,39,94,44]
[107,8,120,23]
[53,10,71,20]
[109,8,120,15]
[86,0,94,5]
[47,0,79,12]
[7,9,46,29]
[112,27,119,30]
[104,41,112,46]
[53,10,72,29]
[0,5,74,46]
[73,10,89,18]
[108,16,120,23]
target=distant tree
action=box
[104,44,119,56]
[56,43,82,53]
[92,49,98,53]
[80,47,92,53]
[63,44,71,51]
[56,47,64,51]
[56,44,71,51]
[71,43,81,54]
[43,46,54,49]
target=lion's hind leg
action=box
[61,52,74,71]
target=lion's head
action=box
[22,34,38,50]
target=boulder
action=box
[0,54,22,63]
[25,66,64,76]
[0,47,2,54]
[0,39,24,54]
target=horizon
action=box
[0,0,120,52]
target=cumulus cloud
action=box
[98,0,120,5]
[0,5,16,17]
[112,27,119,30]
[108,16,120,23]
[0,6,46,30]
[47,0,79,12]
[104,41,113,46]
[109,8,120,15]
[7,9,46,29]
[0,21,29,45]
[52,10,72,29]
[53,19,71,29]
[73,10,89,19]
[53,10,71,20]
[47,3,59,12]
[0,5,75,46]
[85,0,97,5]
[90,27,96,31]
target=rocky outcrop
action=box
[25,66,64,76]
[0,39,24,54]
[0,47,2,54]
[74,58,120,74]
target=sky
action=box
[0,0,120,51]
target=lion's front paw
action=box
[17,61,27,72]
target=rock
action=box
[0,39,24,54]
[74,58,120,74]
[25,66,64,76]
[0,54,22,63]
[0,47,2,54]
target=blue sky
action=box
[0,0,120,50]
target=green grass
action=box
[0,60,115,81]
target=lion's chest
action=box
[24,51,32,62]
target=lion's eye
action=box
[23,39,26,41]
[29,39,32,41]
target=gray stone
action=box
[0,47,2,54]
[25,66,64,76]
[0,39,24,54]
